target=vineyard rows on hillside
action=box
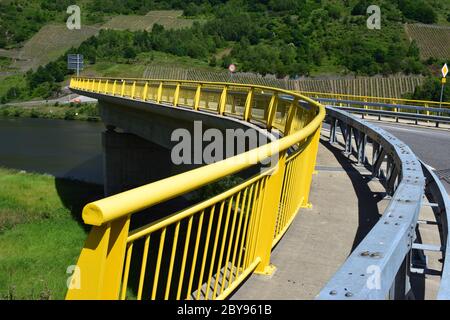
[405,24,450,59]
[143,66,425,98]
[10,25,99,72]
[101,10,194,31]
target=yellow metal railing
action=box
[66,77,325,300]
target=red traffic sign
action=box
[228,64,236,73]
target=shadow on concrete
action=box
[320,137,384,253]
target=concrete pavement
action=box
[231,132,389,299]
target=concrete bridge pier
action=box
[102,128,173,196]
[95,98,276,198]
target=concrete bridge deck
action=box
[231,129,442,300]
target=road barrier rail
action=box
[309,97,450,127]
[66,77,325,300]
[317,107,450,299]
[301,91,450,110]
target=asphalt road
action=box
[0,94,97,107]
[366,121,450,194]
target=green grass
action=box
[86,61,148,78]
[0,103,100,122]
[0,168,103,299]
[0,74,26,98]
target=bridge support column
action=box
[103,128,173,196]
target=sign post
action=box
[228,64,236,82]
[440,63,448,108]
[436,63,448,128]
[67,54,84,76]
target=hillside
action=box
[11,25,100,72]
[101,10,195,31]
[0,0,450,104]
[405,24,450,59]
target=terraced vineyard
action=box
[12,24,99,71]
[101,10,194,31]
[143,66,425,98]
[405,24,450,59]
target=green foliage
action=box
[0,167,103,299]
[408,77,450,102]
[64,109,77,120]
[194,175,244,202]
[2,0,450,102]
[397,0,437,24]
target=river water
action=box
[0,118,104,184]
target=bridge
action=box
[65,77,450,300]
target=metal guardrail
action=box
[421,163,450,300]
[301,91,450,110]
[314,98,450,127]
[66,77,325,300]
[317,106,450,299]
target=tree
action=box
[209,56,217,67]
[398,0,437,24]
[411,77,450,102]
[123,47,137,60]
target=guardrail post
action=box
[66,216,130,300]
[193,84,202,110]
[243,88,254,121]
[284,98,298,134]
[344,125,352,156]
[143,82,148,101]
[253,154,287,275]
[329,117,337,144]
[436,105,440,128]
[362,98,367,119]
[121,81,126,97]
[357,132,367,165]
[300,126,322,208]
[131,81,136,99]
[112,80,117,96]
[218,86,228,115]
[157,82,163,103]
[392,100,399,123]
[266,93,278,131]
[91,79,95,92]
[97,80,102,93]
[104,80,109,94]
[173,82,181,106]
[388,254,411,300]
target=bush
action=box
[398,0,437,24]
[30,109,40,118]
[1,108,10,117]
[13,109,23,117]
[64,109,77,120]
[410,77,450,102]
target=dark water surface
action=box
[0,118,104,184]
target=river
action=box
[0,118,104,184]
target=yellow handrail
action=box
[66,77,325,300]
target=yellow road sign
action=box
[443,63,448,78]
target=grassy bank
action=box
[0,102,100,122]
[0,167,103,299]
